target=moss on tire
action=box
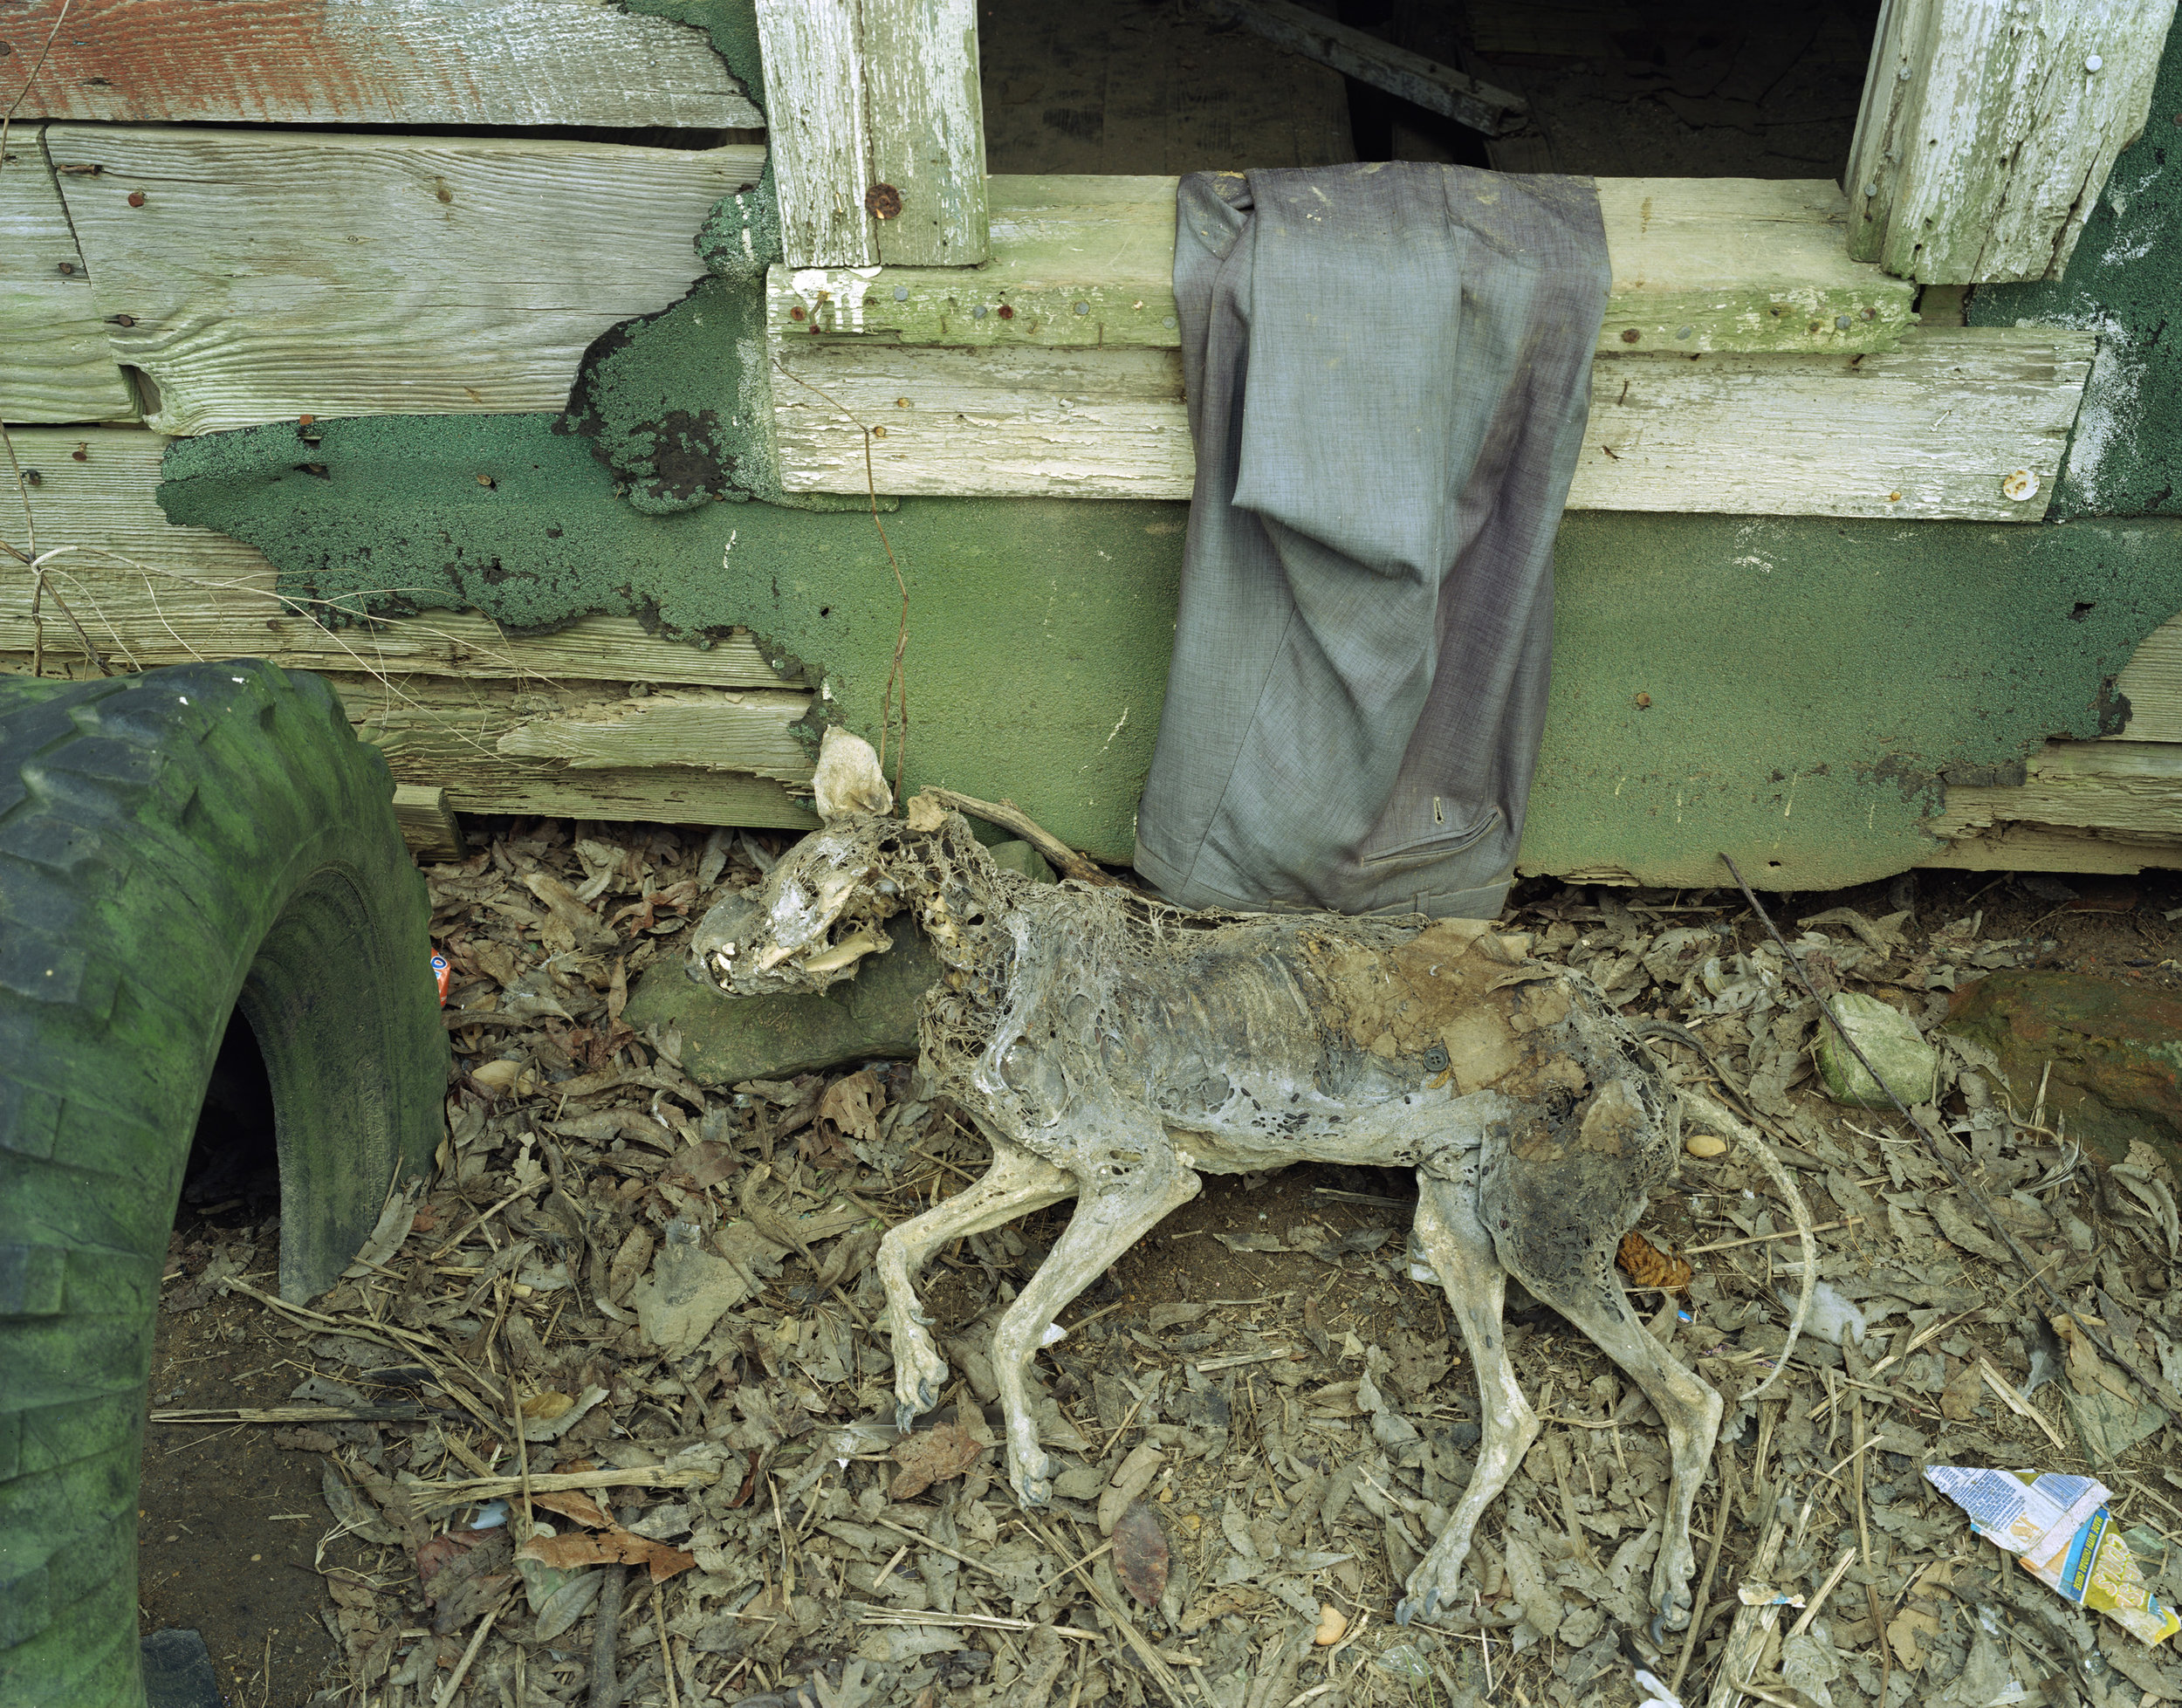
[0,660,448,1708]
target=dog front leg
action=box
[876,1142,1076,1431]
[988,1156,1200,1507]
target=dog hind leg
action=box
[877,1141,1076,1431]
[1400,1162,1542,1625]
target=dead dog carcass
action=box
[690,752,1803,1633]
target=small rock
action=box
[1815,992,1937,1108]
[1314,1604,1348,1645]
[1685,1132,1727,1158]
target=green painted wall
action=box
[150,10,2182,888]
[158,417,2182,887]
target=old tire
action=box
[0,660,449,1707]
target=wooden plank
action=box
[1926,740,2182,841]
[0,129,135,422]
[45,128,764,436]
[327,674,819,831]
[862,0,989,266]
[768,176,1917,356]
[2115,614,2182,744]
[0,429,796,689]
[757,0,875,267]
[493,689,815,779]
[1846,0,2179,283]
[756,0,989,268]
[770,326,2093,520]
[1204,0,1527,135]
[1917,820,2182,876]
[392,785,465,863]
[0,0,760,128]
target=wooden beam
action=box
[769,326,2093,520]
[45,127,764,436]
[1916,820,2182,876]
[0,129,136,423]
[768,176,1918,357]
[1846,0,2179,283]
[392,784,466,863]
[0,429,798,690]
[0,0,761,128]
[755,0,987,269]
[1204,0,1526,136]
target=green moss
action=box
[1969,27,2182,518]
[621,0,765,109]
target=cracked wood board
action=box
[327,672,819,830]
[770,326,2094,521]
[1845,0,2179,284]
[1925,739,2182,842]
[0,0,760,128]
[765,175,1916,356]
[45,127,765,435]
[0,429,794,690]
[0,128,135,423]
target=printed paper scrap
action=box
[1927,1465,2179,1647]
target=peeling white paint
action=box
[789,265,883,330]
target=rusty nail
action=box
[864,182,902,221]
[871,426,887,438]
[71,444,87,462]
[55,261,74,275]
[998,305,1014,320]
[21,469,41,486]
[477,474,496,488]
[108,313,134,327]
[790,305,806,321]
[1635,692,1651,709]
[298,414,315,425]
[127,189,145,207]
[1620,327,1640,343]
[1887,490,1902,503]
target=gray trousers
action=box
[1133,163,1609,919]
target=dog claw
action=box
[1396,1598,1415,1628]
[895,1403,916,1435]
[1650,1609,1670,1649]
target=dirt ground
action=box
[139,820,2182,1708]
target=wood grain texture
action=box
[495,688,813,779]
[0,429,794,689]
[0,130,135,422]
[392,784,465,862]
[329,673,820,830]
[1915,820,2182,875]
[1927,740,2182,846]
[757,0,875,267]
[770,326,2093,520]
[1846,0,2179,283]
[45,127,764,435]
[863,0,988,265]
[0,0,760,127]
[757,0,988,268]
[2115,614,2182,744]
[767,176,1916,356]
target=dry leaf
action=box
[1616,1230,1692,1293]
[521,1389,574,1422]
[2052,1313,2136,1403]
[1111,1501,1170,1608]
[889,1421,985,1499]
[516,1527,696,1583]
[820,1069,884,1146]
[1887,1605,1940,1670]
[530,1489,611,1529]
[1939,1359,1985,1421]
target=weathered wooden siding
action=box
[45,128,763,435]
[0,130,135,422]
[0,0,761,128]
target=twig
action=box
[655,1583,679,1708]
[1681,1087,1815,1401]
[148,1405,422,1424]
[915,786,1115,885]
[1671,1449,1732,1697]
[1025,1515,1190,1708]
[507,1364,536,1545]
[1700,1513,1787,1708]
[431,1598,505,1708]
[587,1563,628,1708]
[410,1466,711,1507]
[1787,1547,1857,1638]
[1854,1399,1890,1708]
[1684,1218,1863,1255]
[1720,852,2179,1423]
[854,1609,1103,1640]
[1976,1357,2069,1453]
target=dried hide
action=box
[689,769,1740,1633]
